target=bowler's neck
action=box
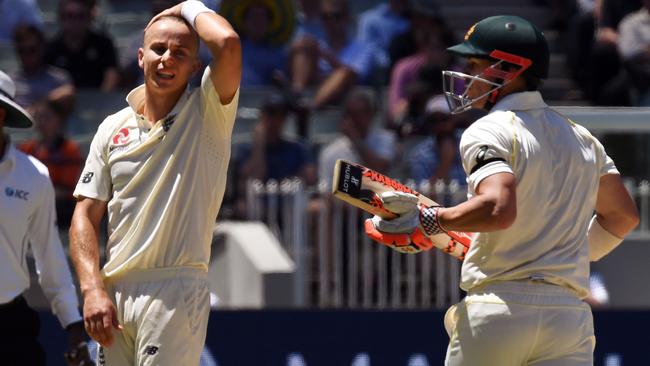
[142,87,185,123]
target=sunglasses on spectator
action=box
[320,11,346,21]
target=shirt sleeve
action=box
[617,15,641,60]
[200,66,240,137]
[356,11,373,44]
[340,42,377,82]
[459,113,515,192]
[73,122,112,201]
[29,175,81,328]
[591,130,619,176]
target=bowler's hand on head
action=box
[82,288,123,348]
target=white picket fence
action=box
[244,178,650,309]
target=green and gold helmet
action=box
[442,15,550,114]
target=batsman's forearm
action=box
[440,172,517,232]
[69,216,105,295]
[440,194,515,232]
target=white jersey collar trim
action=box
[492,91,547,112]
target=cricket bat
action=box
[331,159,472,259]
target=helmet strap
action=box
[484,81,501,111]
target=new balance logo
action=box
[81,172,94,184]
[162,114,176,132]
[143,345,159,356]
[5,187,29,201]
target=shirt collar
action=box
[0,136,17,170]
[492,91,547,112]
[126,84,191,123]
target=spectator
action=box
[290,0,380,109]
[357,0,411,68]
[0,70,90,366]
[618,0,650,105]
[387,9,455,125]
[387,0,442,72]
[294,0,326,41]
[19,99,82,229]
[45,0,120,91]
[597,0,641,44]
[238,1,289,86]
[233,92,316,217]
[405,96,465,190]
[568,0,640,105]
[0,0,43,43]
[10,24,75,112]
[237,93,316,184]
[318,88,396,185]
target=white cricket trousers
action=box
[98,267,210,366]
[444,281,595,366]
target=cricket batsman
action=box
[365,15,639,365]
[68,1,241,364]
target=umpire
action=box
[0,70,90,365]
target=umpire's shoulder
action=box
[14,150,51,192]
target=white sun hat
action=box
[0,70,33,128]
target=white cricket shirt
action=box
[74,68,239,279]
[0,139,81,327]
[459,91,618,298]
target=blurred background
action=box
[3,0,650,365]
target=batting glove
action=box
[364,192,447,253]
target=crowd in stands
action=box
[3,0,650,228]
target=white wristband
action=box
[588,215,623,262]
[181,0,215,29]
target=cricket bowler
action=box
[365,15,639,365]
[69,1,241,364]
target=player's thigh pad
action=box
[445,282,594,366]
